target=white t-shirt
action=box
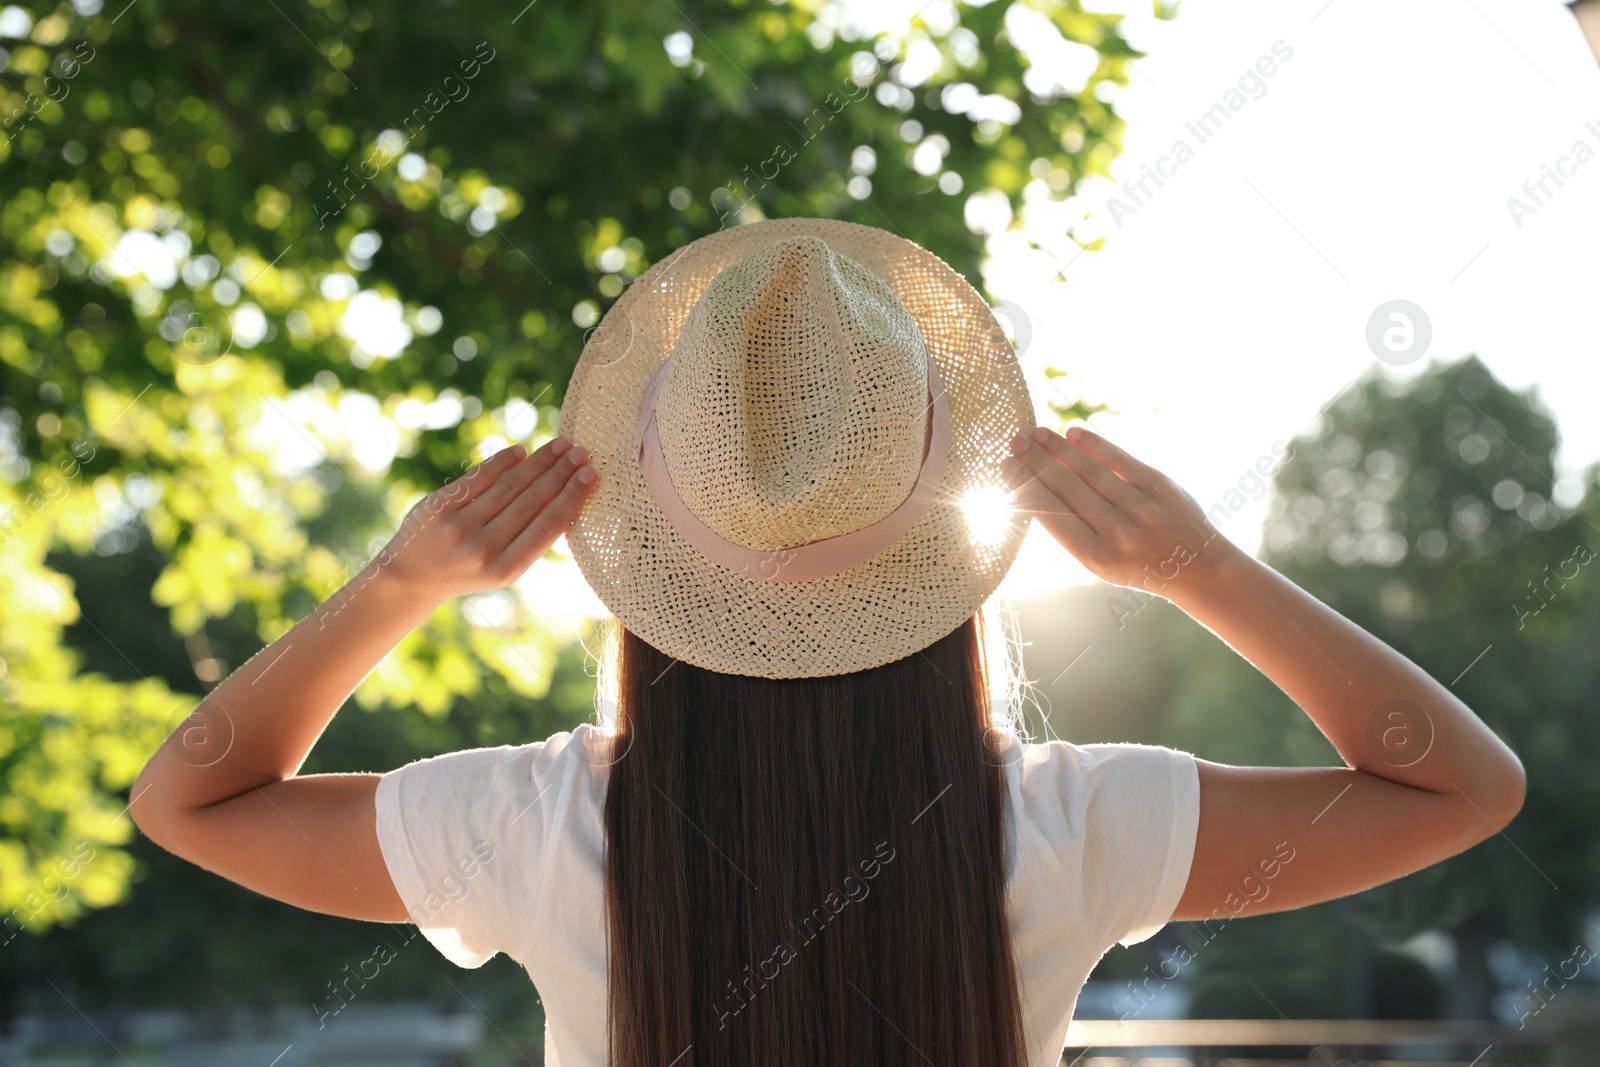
[373,723,1200,1067]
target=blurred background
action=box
[2,0,1598,1062]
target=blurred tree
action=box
[1164,354,1600,1019]
[0,517,600,1021]
[0,0,1163,1021]
[1186,906,1348,1020]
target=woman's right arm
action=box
[1001,425,1526,921]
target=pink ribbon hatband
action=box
[634,357,950,583]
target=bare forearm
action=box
[134,563,445,817]
[1171,542,1525,814]
[131,438,598,830]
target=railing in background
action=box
[1063,1003,1600,1067]
[8,997,1600,1065]
[0,1003,489,1067]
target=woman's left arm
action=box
[130,437,598,922]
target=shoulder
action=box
[385,723,613,777]
[371,727,613,970]
[1007,735,1200,842]
[378,724,615,832]
[1010,734,1197,786]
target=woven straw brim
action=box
[558,217,1035,679]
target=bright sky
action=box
[981,0,1600,598]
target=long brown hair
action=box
[597,606,1030,1066]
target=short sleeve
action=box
[374,739,571,969]
[1023,740,1200,951]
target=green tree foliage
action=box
[1258,355,1600,1016]
[1017,355,1598,1019]
[0,0,1158,1008]
[1164,355,1600,1017]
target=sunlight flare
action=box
[959,483,1015,549]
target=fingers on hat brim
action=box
[459,439,574,527]
[478,445,590,550]
[436,443,529,510]
[1002,449,1100,545]
[1063,426,1165,495]
[497,463,600,571]
[1027,428,1142,510]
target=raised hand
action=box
[379,437,599,602]
[999,425,1240,601]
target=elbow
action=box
[1490,755,1527,829]
[128,761,174,845]
[1476,751,1527,833]
[127,769,158,840]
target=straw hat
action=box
[558,217,1035,679]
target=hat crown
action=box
[653,235,933,552]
